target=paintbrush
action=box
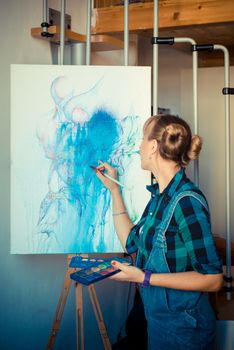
[90,165,131,190]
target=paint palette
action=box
[69,256,106,269]
[70,257,132,286]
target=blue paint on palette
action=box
[69,256,105,268]
[70,257,132,285]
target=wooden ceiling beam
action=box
[31,26,124,51]
[92,0,234,34]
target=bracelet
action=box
[112,211,127,216]
[141,270,153,288]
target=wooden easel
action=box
[46,255,112,350]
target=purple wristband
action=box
[141,270,152,288]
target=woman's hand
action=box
[95,161,120,193]
[109,260,145,284]
[95,161,133,249]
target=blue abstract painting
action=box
[11,65,151,253]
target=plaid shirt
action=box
[126,168,223,274]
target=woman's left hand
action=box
[109,260,145,283]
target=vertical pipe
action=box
[42,0,50,38]
[43,0,48,23]
[71,44,86,65]
[192,50,198,135]
[192,48,199,185]
[214,45,232,301]
[153,0,158,115]
[174,38,198,185]
[124,0,129,66]
[86,0,92,65]
[60,0,66,65]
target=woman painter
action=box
[96,114,223,349]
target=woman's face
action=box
[139,127,156,170]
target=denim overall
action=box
[138,184,217,350]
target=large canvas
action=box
[11,65,151,254]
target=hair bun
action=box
[159,123,189,164]
[164,124,186,144]
[187,135,202,161]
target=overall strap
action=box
[154,190,209,245]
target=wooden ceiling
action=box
[91,0,234,67]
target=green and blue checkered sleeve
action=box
[175,196,223,275]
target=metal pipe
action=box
[71,44,86,65]
[59,0,66,65]
[153,0,159,115]
[214,44,232,301]
[124,0,129,66]
[41,0,51,38]
[193,50,199,185]
[43,0,48,23]
[86,0,92,65]
[174,37,199,185]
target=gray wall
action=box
[181,67,234,239]
[0,1,132,349]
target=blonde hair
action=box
[144,115,202,166]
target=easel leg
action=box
[47,255,112,350]
[75,283,84,350]
[46,265,73,350]
[88,285,112,350]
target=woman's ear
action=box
[151,139,158,154]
